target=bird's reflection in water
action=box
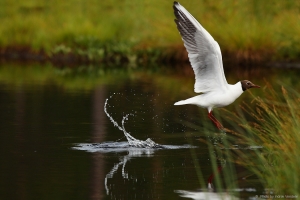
[175,189,238,200]
[176,187,258,200]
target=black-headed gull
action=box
[173,1,260,130]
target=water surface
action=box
[0,63,299,199]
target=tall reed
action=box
[223,82,300,194]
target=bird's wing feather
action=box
[173,1,228,93]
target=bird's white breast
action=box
[188,82,243,108]
[215,82,244,107]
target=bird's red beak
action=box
[251,84,260,88]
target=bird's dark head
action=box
[241,80,260,91]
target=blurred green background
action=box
[1,0,300,63]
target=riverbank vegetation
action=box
[221,83,300,195]
[1,0,300,64]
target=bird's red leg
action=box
[208,111,224,130]
[207,165,223,190]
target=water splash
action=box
[73,142,192,153]
[73,94,196,152]
[104,96,161,148]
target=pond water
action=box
[0,62,299,199]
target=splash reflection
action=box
[104,148,154,195]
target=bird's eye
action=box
[246,82,251,85]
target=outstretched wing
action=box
[173,1,228,93]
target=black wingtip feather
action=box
[173,1,180,12]
[172,1,199,54]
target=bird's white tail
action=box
[174,100,187,105]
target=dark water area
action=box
[0,63,299,199]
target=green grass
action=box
[221,83,300,194]
[1,0,300,62]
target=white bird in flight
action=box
[173,1,260,130]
